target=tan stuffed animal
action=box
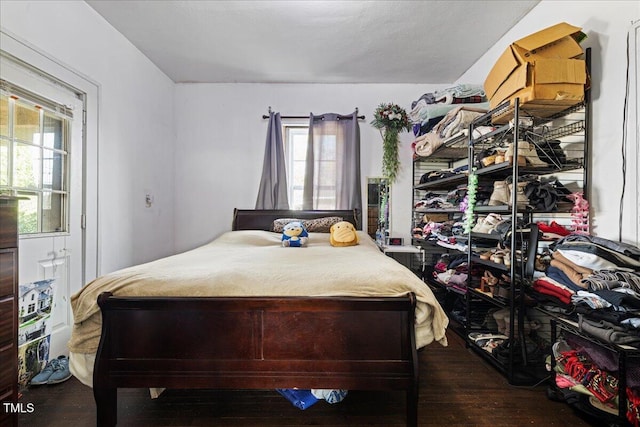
[329,221,359,247]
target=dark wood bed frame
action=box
[93,209,419,426]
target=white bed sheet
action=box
[69,230,449,387]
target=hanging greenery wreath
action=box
[370,103,411,183]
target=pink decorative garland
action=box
[567,192,589,234]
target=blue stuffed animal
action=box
[282,221,309,247]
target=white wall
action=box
[174,83,448,251]
[174,2,640,250]
[3,0,637,268]
[0,1,176,274]
[458,1,640,245]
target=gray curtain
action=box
[302,112,362,212]
[255,112,289,209]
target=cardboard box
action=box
[484,22,586,112]
[510,22,584,63]
[489,58,586,110]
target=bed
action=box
[68,209,449,426]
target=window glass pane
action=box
[3,87,70,235]
[42,149,64,191]
[13,142,41,188]
[0,139,8,186]
[43,114,63,150]
[41,191,64,232]
[17,193,38,234]
[291,161,306,187]
[283,124,338,210]
[0,95,8,137]
[291,132,307,161]
[285,126,310,208]
[15,102,41,144]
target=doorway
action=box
[0,46,94,365]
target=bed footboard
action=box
[93,292,418,426]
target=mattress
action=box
[69,230,449,387]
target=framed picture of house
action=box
[17,335,50,389]
[17,279,55,388]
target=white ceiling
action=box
[86,0,540,84]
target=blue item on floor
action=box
[276,388,319,410]
[47,355,71,384]
[30,358,59,385]
[31,355,71,385]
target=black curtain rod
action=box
[263,107,365,120]
[262,114,366,120]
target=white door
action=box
[1,55,84,360]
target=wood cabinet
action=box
[0,196,19,426]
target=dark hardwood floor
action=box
[17,330,602,426]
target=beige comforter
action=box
[69,230,449,354]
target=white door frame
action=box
[631,20,640,247]
[1,29,99,284]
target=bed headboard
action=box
[232,209,361,231]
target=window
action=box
[283,124,307,209]
[283,123,338,210]
[0,88,70,234]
